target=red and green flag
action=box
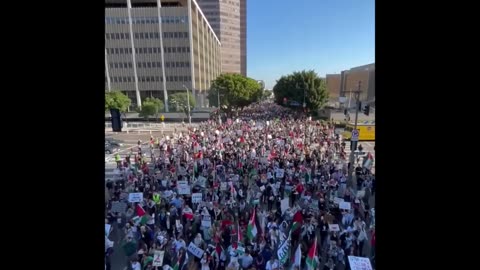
[306,236,318,270]
[247,208,258,241]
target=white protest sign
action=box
[280,198,290,214]
[161,180,167,187]
[357,190,366,198]
[260,185,265,192]
[128,193,143,203]
[201,214,212,228]
[177,181,190,195]
[152,250,165,266]
[188,242,205,258]
[111,202,127,214]
[105,224,111,236]
[339,201,352,210]
[176,220,182,230]
[192,193,203,203]
[328,224,340,232]
[348,256,373,270]
[333,197,344,204]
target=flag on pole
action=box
[306,236,318,270]
[247,208,258,241]
[237,221,243,243]
[292,244,302,267]
[183,206,194,220]
[172,252,182,270]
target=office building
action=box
[326,63,375,105]
[105,0,222,108]
[196,0,246,75]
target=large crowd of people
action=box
[105,102,375,270]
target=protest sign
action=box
[328,224,340,232]
[197,176,207,187]
[202,214,212,228]
[128,193,143,203]
[220,182,227,191]
[161,180,167,187]
[276,169,284,178]
[177,181,190,195]
[333,197,344,204]
[188,242,205,258]
[357,190,366,198]
[348,256,373,270]
[176,220,182,230]
[192,193,203,203]
[152,250,165,267]
[105,224,111,236]
[111,202,127,214]
[280,198,290,214]
[260,185,265,192]
[339,201,351,210]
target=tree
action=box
[263,90,273,99]
[273,70,329,111]
[138,97,164,120]
[169,92,195,119]
[105,91,132,112]
[207,74,263,110]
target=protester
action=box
[104,101,375,270]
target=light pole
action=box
[346,81,362,188]
[182,85,192,125]
[217,87,222,124]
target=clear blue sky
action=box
[247,0,375,89]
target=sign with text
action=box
[328,224,340,232]
[177,181,190,195]
[280,198,290,214]
[111,202,127,214]
[333,197,344,204]
[188,242,205,258]
[128,193,143,203]
[192,193,203,203]
[201,214,212,228]
[220,182,227,191]
[348,256,373,270]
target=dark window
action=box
[115,33,120,39]
[180,62,184,67]
[125,33,130,39]
[113,77,118,82]
[154,33,159,39]
[139,48,144,54]
[109,63,114,68]
[128,62,133,68]
[163,33,167,38]
[137,63,141,68]
[175,17,180,24]
[147,62,151,68]
[187,47,190,53]
[134,33,139,39]
[142,62,147,68]
[127,77,132,82]
[120,33,125,39]
[188,76,192,81]
[155,76,160,82]
[119,48,124,54]
[146,77,151,82]
[124,62,129,68]
[148,48,153,53]
[106,33,110,40]
[174,32,178,38]
[185,62,190,67]
[145,18,151,24]
[129,48,132,54]
[184,76,188,81]
[172,47,176,53]
[141,77,145,82]
[153,47,157,53]
[176,62,180,68]
[114,63,118,68]
[166,62,170,68]
[115,48,119,54]
[167,47,171,53]
[135,48,139,54]
[157,62,161,67]
[140,33,144,39]
[152,62,156,68]
[169,32,174,38]
[140,18,146,24]
[149,33,154,39]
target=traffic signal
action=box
[363,105,370,116]
[344,109,348,115]
[358,101,362,111]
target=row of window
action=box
[106,46,191,55]
[105,16,188,25]
[109,61,191,69]
[106,32,189,40]
[108,76,192,83]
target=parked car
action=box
[105,143,119,154]
[105,139,123,147]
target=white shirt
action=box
[131,262,141,270]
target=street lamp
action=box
[182,84,192,125]
[217,87,222,124]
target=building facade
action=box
[105,0,222,108]
[339,63,375,103]
[326,74,341,100]
[196,0,246,76]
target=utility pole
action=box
[182,85,192,125]
[217,88,221,124]
[345,81,362,188]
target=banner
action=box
[187,242,205,258]
[339,201,351,210]
[192,193,203,203]
[111,202,127,214]
[128,193,143,203]
[152,250,165,267]
[348,256,373,270]
[177,181,190,195]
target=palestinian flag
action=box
[290,221,301,235]
[306,236,318,270]
[172,252,183,270]
[247,208,258,241]
[132,215,149,226]
[183,207,194,220]
[136,204,146,217]
[292,244,302,267]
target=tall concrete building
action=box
[326,74,341,100]
[339,63,375,103]
[105,0,222,108]
[196,0,247,75]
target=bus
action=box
[342,121,375,141]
